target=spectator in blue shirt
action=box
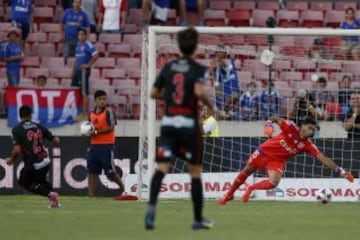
[3,28,23,86]
[240,81,260,121]
[61,0,90,65]
[210,44,240,119]
[259,81,281,119]
[8,0,33,42]
[340,7,360,60]
[72,28,99,120]
[178,0,205,26]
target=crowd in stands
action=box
[0,0,360,138]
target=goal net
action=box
[135,27,360,201]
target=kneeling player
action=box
[219,116,354,205]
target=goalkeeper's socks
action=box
[149,170,165,205]
[191,178,203,222]
[228,170,249,196]
[249,179,276,190]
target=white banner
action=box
[125,173,360,202]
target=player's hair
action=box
[300,117,317,126]
[345,7,355,14]
[177,27,198,56]
[19,106,32,118]
[77,28,87,35]
[318,77,327,84]
[37,75,47,81]
[94,90,106,100]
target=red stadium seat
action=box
[0,22,12,32]
[102,69,126,81]
[258,45,280,55]
[107,44,131,58]
[204,10,226,26]
[94,58,116,69]
[281,45,306,57]
[301,11,324,28]
[242,59,267,72]
[60,78,71,87]
[342,62,360,75]
[334,2,357,11]
[322,37,342,47]
[40,23,61,33]
[294,36,316,49]
[46,78,60,87]
[275,81,293,98]
[291,81,314,91]
[112,79,137,89]
[237,71,252,84]
[33,7,54,25]
[123,34,142,46]
[293,60,316,72]
[252,10,275,27]
[325,11,345,28]
[280,71,303,81]
[48,33,62,44]
[272,59,292,71]
[253,71,277,81]
[99,33,122,45]
[220,35,246,46]
[165,9,177,26]
[27,33,47,44]
[130,96,141,119]
[41,57,65,69]
[117,58,141,69]
[233,1,256,11]
[51,68,73,79]
[122,24,138,34]
[90,68,101,81]
[30,43,56,57]
[53,7,64,23]
[245,35,269,46]
[227,10,251,27]
[198,34,221,45]
[27,68,50,79]
[318,62,342,73]
[287,1,308,12]
[310,2,333,12]
[258,1,279,11]
[274,36,296,46]
[277,10,300,27]
[21,57,40,69]
[20,78,34,87]
[126,68,141,81]
[209,0,231,10]
[34,0,57,7]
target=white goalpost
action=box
[133,26,360,201]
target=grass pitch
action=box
[0,196,359,240]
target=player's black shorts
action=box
[156,128,203,165]
[18,165,50,188]
[87,144,116,175]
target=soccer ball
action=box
[316,188,332,204]
[80,121,95,136]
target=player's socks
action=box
[145,204,155,230]
[242,180,276,202]
[228,170,250,196]
[145,170,165,230]
[48,192,61,208]
[149,170,165,205]
[191,178,203,222]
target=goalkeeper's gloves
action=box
[264,120,273,137]
[335,166,354,183]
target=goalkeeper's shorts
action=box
[247,149,285,175]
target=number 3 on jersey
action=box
[172,73,185,104]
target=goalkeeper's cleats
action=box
[191,219,214,230]
[218,194,234,205]
[346,172,354,183]
[242,186,253,203]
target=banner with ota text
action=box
[6,86,82,128]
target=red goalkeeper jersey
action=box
[259,119,320,162]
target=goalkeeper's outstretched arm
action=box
[315,153,354,182]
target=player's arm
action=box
[39,125,60,146]
[6,128,22,165]
[195,82,216,115]
[94,109,116,135]
[150,66,166,100]
[315,152,354,182]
